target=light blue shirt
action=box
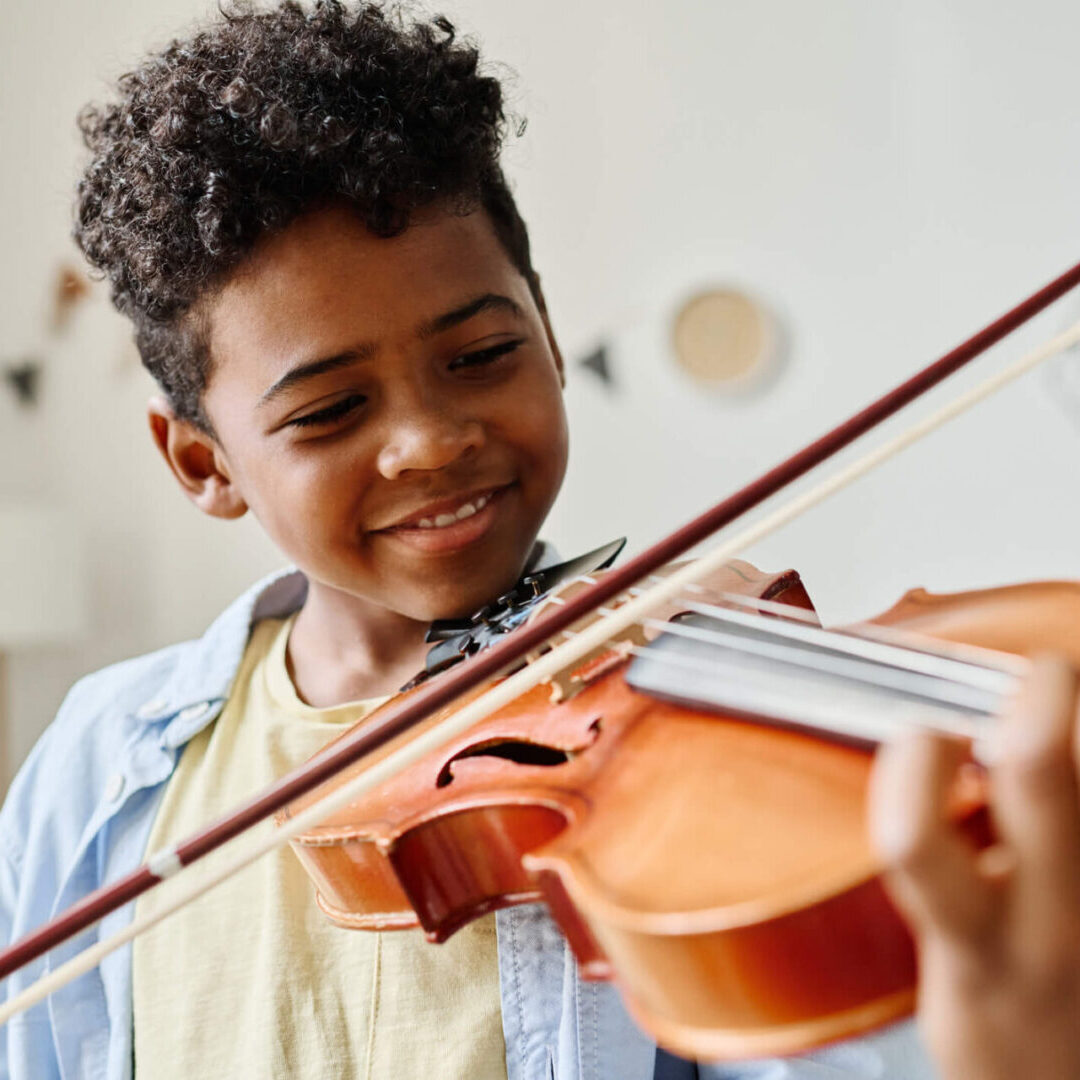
[0,569,936,1079]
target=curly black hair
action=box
[74,0,535,429]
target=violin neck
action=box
[626,599,1020,755]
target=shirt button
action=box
[105,774,125,802]
[176,702,211,725]
[135,698,169,720]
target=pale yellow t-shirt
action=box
[132,616,507,1079]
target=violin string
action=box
[621,582,1028,678]
[3,317,1078,1027]
[544,551,1029,742]
[633,586,825,625]
[542,597,1008,725]
[620,644,984,744]
[617,583,1022,686]
[670,602,1016,693]
[708,589,1028,675]
[632,615,1009,709]
[547,611,1015,715]
[502,576,1000,757]
[539,571,1018,700]
[573,567,1030,751]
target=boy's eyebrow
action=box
[417,293,524,338]
[259,293,522,408]
[259,348,374,408]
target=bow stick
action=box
[3,259,1080,1018]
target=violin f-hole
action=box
[435,722,601,789]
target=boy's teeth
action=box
[412,492,492,529]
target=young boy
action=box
[3,3,1080,1079]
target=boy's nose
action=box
[375,407,485,479]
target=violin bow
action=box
[3,260,1080,1022]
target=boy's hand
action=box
[869,655,1080,1080]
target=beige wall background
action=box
[3,0,1080,776]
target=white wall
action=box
[3,0,1080,775]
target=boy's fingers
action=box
[990,654,1080,918]
[869,731,992,941]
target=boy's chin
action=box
[399,568,525,625]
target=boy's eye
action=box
[450,340,522,371]
[289,393,366,429]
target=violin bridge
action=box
[536,629,644,704]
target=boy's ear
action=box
[532,275,566,389]
[147,396,248,520]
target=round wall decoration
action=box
[670,287,776,390]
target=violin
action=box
[5,257,1080,1050]
[280,556,1080,1060]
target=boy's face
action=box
[175,202,568,621]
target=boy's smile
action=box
[151,201,569,696]
[371,485,510,553]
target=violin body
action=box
[280,570,1080,1061]
[281,561,813,932]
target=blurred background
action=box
[3,0,1080,782]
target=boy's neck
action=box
[286,582,433,707]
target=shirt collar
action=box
[149,544,559,740]
[151,568,307,739]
